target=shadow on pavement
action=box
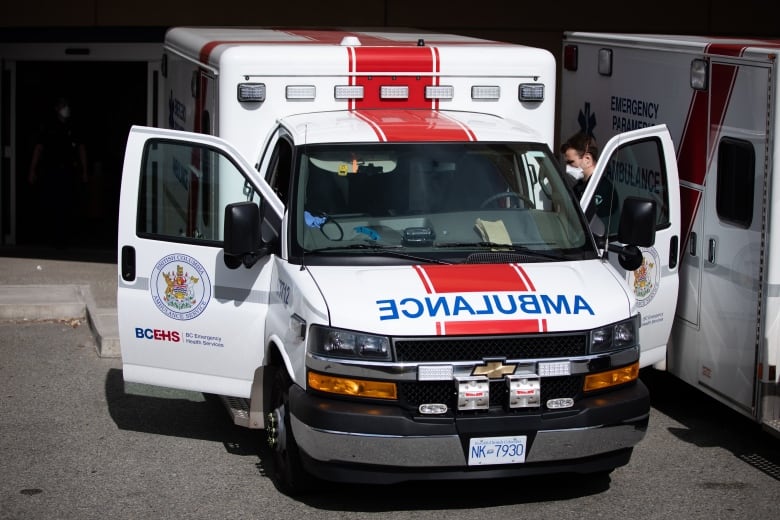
[104,368,261,459]
[641,368,780,481]
[105,367,614,507]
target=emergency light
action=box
[690,58,708,90]
[418,364,454,381]
[519,83,544,102]
[286,85,316,100]
[424,85,454,100]
[563,44,578,71]
[471,85,501,100]
[598,48,613,76]
[334,85,364,99]
[237,82,266,102]
[380,85,409,99]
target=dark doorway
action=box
[14,60,147,260]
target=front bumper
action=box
[289,380,649,484]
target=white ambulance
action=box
[117,27,680,493]
[560,32,780,438]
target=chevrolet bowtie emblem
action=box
[472,360,517,379]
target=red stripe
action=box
[355,110,474,142]
[441,319,543,335]
[352,111,387,141]
[352,47,436,110]
[708,43,749,57]
[418,264,530,293]
[433,46,441,111]
[413,265,434,294]
[512,265,536,292]
[677,43,744,254]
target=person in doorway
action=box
[28,97,88,247]
[560,132,618,232]
[560,132,598,198]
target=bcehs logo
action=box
[151,254,211,320]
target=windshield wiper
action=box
[434,242,565,261]
[306,243,451,264]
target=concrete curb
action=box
[0,284,120,358]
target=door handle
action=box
[121,245,136,282]
[707,238,716,264]
[689,232,697,256]
[669,235,679,269]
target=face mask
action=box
[58,105,71,119]
[566,164,584,179]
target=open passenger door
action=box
[117,126,284,397]
[580,125,681,368]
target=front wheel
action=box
[266,367,314,495]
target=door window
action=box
[591,137,671,236]
[137,139,263,243]
[716,137,754,228]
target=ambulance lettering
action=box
[377,293,594,320]
[610,95,660,132]
[606,159,663,194]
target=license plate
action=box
[468,435,527,465]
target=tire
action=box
[266,366,313,495]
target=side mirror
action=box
[617,197,656,247]
[607,197,656,271]
[616,244,643,271]
[224,201,264,268]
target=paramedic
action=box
[560,132,618,231]
[560,132,598,197]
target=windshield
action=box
[291,142,594,264]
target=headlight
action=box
[309,325,392,361]
[589,316,638,354]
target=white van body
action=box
[560,32,780,437]
[117,28,680,492]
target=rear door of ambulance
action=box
[117,126,284,397]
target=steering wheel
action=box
[479,191,534,209]
[538,168,553,199]
[320,217,344,241]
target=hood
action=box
[307,261,631,336]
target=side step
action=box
[762,384,780,440]
[764,418,780,439]
[220,395,250,428]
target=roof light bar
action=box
[380,85,409,99]
[286,85,316,100]
[471,85,500,100]
[425,85,454,100]
[237,82,266,103]
[334,85,364,99]
[519,83,544,102]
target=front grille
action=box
[394,333,588,362]
[397,375,583,414]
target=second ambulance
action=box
[117,28,680,493]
